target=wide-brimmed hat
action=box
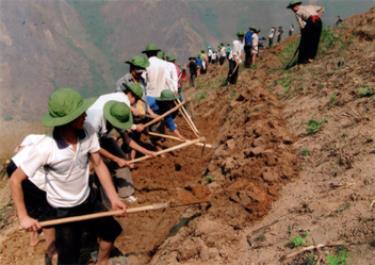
[157,50,165,59]
[125,83,144,99]
[125,55,149,69]
[236,31,245,37]
[103,101,133,130]
[287,0,302,9]
[42,88,95,127]
[166,53,176,62]
[156,89,178,101]
[142,43,160,54]
[250,27,260,33]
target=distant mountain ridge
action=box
[0,0,374,121]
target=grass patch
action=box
[205,175,214,183]
[289,233,308,249]
[277,73,292,93]
[326,246,349,265]
[300,147,311,156]
[357,86,374,98]
[278,39,299,67]
[307,119,326,135]
[329,92,338,106]
[195,90,208,102]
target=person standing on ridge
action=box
[244,27,254,68]
[268,27,275,47]
[287,0,324,64]
[277,26,284,43]
[289,24,295,36]
[227,31,244,85]
[335,15,343,26]
[219,44,227,65]
[251,28,260,65]
[207,46,213,64]
[187,57,198,88]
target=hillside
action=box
[0,6,374,265]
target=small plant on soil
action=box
[306,253,317,265]
[205,175,214,183]
[356,86,374,98]
[289,233,308,249]
[300,148,311,156]
[306,119,326,135]
[326,247,349,265]
[195,90,208,101]
[329,92,338,106]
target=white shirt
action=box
[229,40,244,62]
[166,61,179,93]
[252,33,259,53]
[268,28,275,38]
[207,49,213,57]
[85,92,130,136]
[20,124,100,208]
[220,47,227,57]
[295,5,324,28]
[146,56,173,97]
[12,134,47,190]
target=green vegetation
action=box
[329,92,338,106]
[195,90,208,102]
[205,175,214,183]
[357,86,374,98]
[278,39,299,67]
[326,247,349,265]
[307,119,326,135]
[300,147,311,156]
[289,234,307,248]
[277,73,292,93]
[319,28,347,56]
[306,254,317,265]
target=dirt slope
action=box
[0,7,374,265]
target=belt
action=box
[310,15,320,23]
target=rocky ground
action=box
[0,7,374,265]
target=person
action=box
[200,50,208,74]
[225,43,231,59]
[227,31,244,85]
[188,57,198,88]
[207,46,213,64]
[195,55,203,75]
[219,44,227,65]
[335,16,343,27]
[85,92,155,199]
[244,27,254,68]
[147,89,185,139]
[165,53,179,96]
[251,28,260,65]
[287,0,324,64]
[10,88,126,265]
[166,53,184,101]
[211,50,217,65]
[289,24,295,36]
[268,27,275,47]
[116,54,149,101]
[277,26,284,43]
[142,43,175,98]
[7,135,57,263]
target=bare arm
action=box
[10,168,41,231]
[99,148,129,168]
[129,139,156,156]
[90,152,127,213]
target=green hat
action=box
[156,89,178,101]
[126,83,144,99]
[125,55,150,69]
[42,88,95,127]
[166,53,176,62]
[103,101,133,130]
[157,50,165,59]
[287,1,302,9]
[236,31,245,37]
[142,43,160,53]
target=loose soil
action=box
[0,7,374,265]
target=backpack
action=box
[244,31,253,46]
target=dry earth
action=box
[0,7,375,265]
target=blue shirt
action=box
[146,96,177,131]
[244,31,253,46]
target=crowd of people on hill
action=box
[7,1,327,265]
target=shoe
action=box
[125,195,137,203]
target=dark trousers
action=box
[55,191,122,265]
[268,38,273,48]
[244,45,252,68]
[227,59,239,84]
[298,17,322,64]
[219,56,225,65]
[190,73,196,87]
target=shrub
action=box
[307,119,326,135]
[326,247,349,265]
[357,86,374,98]
[289,235,306,248]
